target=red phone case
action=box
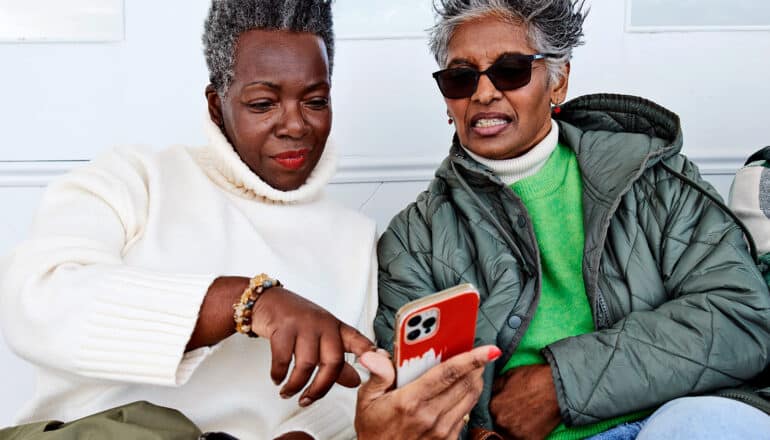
[394,284,480,388]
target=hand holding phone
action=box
[356,345,501,440]
[394,283,480,387]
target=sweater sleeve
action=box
[0,148,218,386]
[271,232,379,440]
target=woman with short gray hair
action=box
[1,0,504,437]
[0,1,434,438]
[375,0,770,439]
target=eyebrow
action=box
[243,81,280,90]
[447,58,475,68]
[305,80,331,91]
[242,80,330,92]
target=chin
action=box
[271,171,315,191]
[468,136,533,160]
[269,179,304,192]
[466,143,518,160]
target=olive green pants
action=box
[0,401,205,440]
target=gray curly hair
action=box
[429,0,588,84]
[203,0,334,96]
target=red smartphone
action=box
[393,283,480,388]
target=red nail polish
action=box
[488,347,502,361]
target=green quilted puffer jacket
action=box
[375,94,770,432]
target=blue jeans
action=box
[586,396,770,440]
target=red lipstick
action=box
[272,149,309,170]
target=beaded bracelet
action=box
[233,273,282,337]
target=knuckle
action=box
[320,354,345,368]
[440,365,462,385]
[271,361,290,375]
[492,411,503,427]
[398,398,419,416]
[295,360,318,373]
[472,376,484,395]
[414,411,436,430]
[272,359,290,369]
[431,424,451,439]
[460,376,475,393]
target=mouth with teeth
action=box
[470,113,513,137]
[474,118,508,128]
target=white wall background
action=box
[0,0,768,428]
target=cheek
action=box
[445,100,466,120]
[446,100,470,139]
[308,111,332,140]
[505,87,550,121]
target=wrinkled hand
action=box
[250,286,375,407]
[355,346,501,440]
[490,364,561,440]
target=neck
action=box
[462,120,559,186]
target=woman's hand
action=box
[490,364,561,440]
[250,286,376,406]
[355,345,501,440]
[187,277,375,407]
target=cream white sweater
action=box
[0,119,378,439]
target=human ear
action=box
[205,84,225,128]
[550,62,571,105]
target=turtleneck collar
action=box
[192,117,337,204]
[461,120,559,186]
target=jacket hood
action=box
[556,93,682,156]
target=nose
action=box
[275,102,309,139]
[472,73,502,105]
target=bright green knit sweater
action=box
[500,144,649,440]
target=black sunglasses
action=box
[432,53,558,99]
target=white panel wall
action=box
[0,0,767,428]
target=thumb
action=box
[358,350,395,400]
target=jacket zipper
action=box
[595,289,612,329]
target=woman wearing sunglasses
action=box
[375,0,770,439]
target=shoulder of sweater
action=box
[44,145,199,208]
[63,144,191,180]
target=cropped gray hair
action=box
[203,0,334,96]
[429,0,588,84]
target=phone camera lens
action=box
[407,329,421,341]
[422,317,436,328]
[408,315,422,327]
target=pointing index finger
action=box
[339,323,376,357]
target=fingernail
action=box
[280,392,290,399]
[299,397,313,407]
[488,346,502,361]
